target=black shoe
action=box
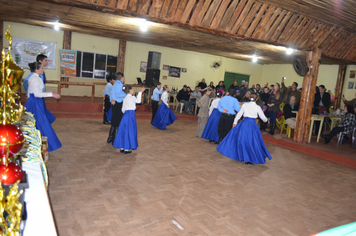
[324,136,330,144]
[214,141,219,144]
[245,162,252,165]
[209,140,213,142]
[124,150,132,154]
[120,149,124,153]
[269,123,275,135]
[103,121,110,125]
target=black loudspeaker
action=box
[147,51,161,69]
[145,68,160,87]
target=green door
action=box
[224,72,250,91]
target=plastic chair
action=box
[175,102,184,113]
[337,131,349,147]
[280,116,292,138]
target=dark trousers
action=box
[269,111,278,124]
[111,102,123,127]
[327,126,344,140]
[103,96,111,121]
[152,101,159,122]
[218,113,235,141]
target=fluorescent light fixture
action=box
[54,21,60,31]
[252,55,258,63]
[286,48,294,55]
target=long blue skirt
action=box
[25,94,62,152]
[217,117,272,164]
[107,107,112,122]
[113,110,138,150]
[151,103,177,130]
[202,109,221,142]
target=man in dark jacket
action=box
[314,85,331,113]
[177,85,192,114]
[229,80,239,91]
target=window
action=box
[76,51,117,79]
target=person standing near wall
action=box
[107,72,126,144]
[103,75,116,124]
[23,54,49,95]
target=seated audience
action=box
[234,90,242,101]
[241,91,251,102]
[324,105,355,144]
[177,85,193,114]
[283,96,299,129]
[198,78,207,90]
[240,81,250,97]
[251,84,257,93]
[229,80,239,91]
[256,84,262,94]
[281,78,301,104]
[216,81,226,94]
[190,86,202,112]
[209,81,215,89]
[314,85,331,114]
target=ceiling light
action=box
[286,48,294,55]
[252,55,258,63]
[140,20,148,32]
[54,21,60,31]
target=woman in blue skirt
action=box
[113,85,145,154]
[25,62,62,152]
[202,91,222,143]
[217,93,272,165]
[152,85,177,130]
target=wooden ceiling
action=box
[1,0,356,64]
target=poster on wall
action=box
[348,81,354,89]
[350,70,355,78]
[140,61,147,72]
[169,66,181,78]
[11,37,57,69]
[60,49,77,77]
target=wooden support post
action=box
[293,48,321,143]
[57,83,62,103]
[0,20,3,50]
[117,40,126,73]
[334,64,347,109]
[62,30,72,88]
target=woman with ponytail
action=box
[25,61,62,152]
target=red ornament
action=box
[0,162,24,185]
[0,124,24,159]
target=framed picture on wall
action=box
[140,61,147,72]
[163,75,167,80]
[169,66,181,78]
[350,70,355,78]
[348,81,354,89]
[163,65,170,71]
[182,68,187,73]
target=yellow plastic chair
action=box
[280,116,292,138]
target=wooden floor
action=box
[48,118,356,236]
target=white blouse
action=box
[161,91,169,105]
[122,92,142,113]
[209,98,220,116]
[234,102,267,124]
[27,73,52,98]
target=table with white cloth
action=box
[22,162,57,236]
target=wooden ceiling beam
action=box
[285,17,308,46]
[179,0,196,23]
[296,20,316,48]
[244,3,268,37]
[270,11,292,42]
[217,0,240,30]
[224,0,248,32]
[201,0,223,27]
[127,0,138,12]
[251,5,275,38]
[237,2,262,35]
[230,0,255,34]
[276,14,298,44]
[189,0,213,26]
[303,23,326,49]
[149,0,164,17]
[160,0,172,18]
[257,7,281,40]
[173,0,189,22]
[263,10,288,41]
[210,0,231,29]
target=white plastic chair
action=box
[175,102,184,113]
